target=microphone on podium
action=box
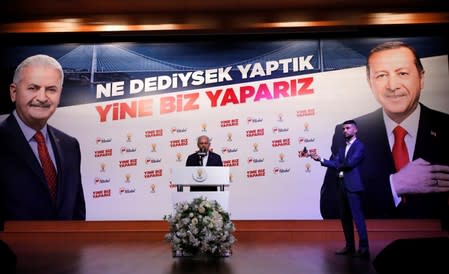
[198,148,207,166]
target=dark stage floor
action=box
[2,234,392,274]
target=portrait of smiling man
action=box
[0,54,86,229]
[320,41,449,221]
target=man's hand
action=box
[392,158,449,195]
[310,152,321,162]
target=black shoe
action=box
[352,248,370,258]
[335,247,355,255]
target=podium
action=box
[170,167,230,211]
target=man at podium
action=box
[186,135,223,191]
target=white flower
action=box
[182,217,191,225]
[203,216,211,225]
[164,196,236,256]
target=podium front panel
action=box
[170,167,230,186]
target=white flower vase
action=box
[164,197,236,259]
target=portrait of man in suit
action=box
[186,135,223,191]
[311,120,370,258]
[320,41,449,221]
[0,54,86,229]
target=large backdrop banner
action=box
[1,36,448,220]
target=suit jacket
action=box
[186,151,223,167]
[320,104,449,220]
[0,114,86,228]
[321,138,365,193]
[186,151,223,191]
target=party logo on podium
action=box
[192,168,208,182]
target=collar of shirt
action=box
[13,110,50,142]
[344,137,356,156]
[382,104,420,156]
[346,137,356,146]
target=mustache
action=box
[29,102,51,108]
[385,90,407,97]
[386,93,406,97]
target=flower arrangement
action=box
[164,196,236,257]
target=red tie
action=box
[34,131,57,201]
[392,126,409,171]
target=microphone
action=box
[198,148,207,166]
[303,146,308,157]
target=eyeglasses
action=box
[199,142,209,145]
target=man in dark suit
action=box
[0,54,86,230]
[311,120,370,258]
[320,41,449,221]
[186,135,223,191]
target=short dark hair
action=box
[343,120,357,127]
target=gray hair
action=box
[197,135,210,144]
[366,41,424,79]
[13,54,64,87]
